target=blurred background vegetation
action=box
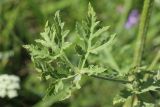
[0,0,160,107]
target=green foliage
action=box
[1,0,160,106]
[24,3,116,101]
[114,69,160,106]
[24,2,160,106]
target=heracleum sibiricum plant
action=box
[24,1,160,107]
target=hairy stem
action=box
[133,0,154,71]
[91,75,130,84]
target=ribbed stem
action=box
[133,0,154,72]
[91,75,130,84]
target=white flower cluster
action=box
[0,74,20,98]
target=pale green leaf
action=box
[55,80,63,94]
[92,26,110,39]
[80,66,106,76]
[90,33,116,54]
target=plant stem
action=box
[81,32,92,69]
[63,50,131,84]
[81,52,89,69]
[91,75,130,84]
[133,0,154,72]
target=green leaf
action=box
[80,65,106,76]
[62,42,72,50]
[75,45,85,55]
[90,33,116,54]
[55,80,64,94]
[24,3,117,102]
[62,30,70,40]
[91,26,110,39]
[45,81,72,101]
[23,45,50,60]
[143,102,155,107]
[76,22,86,39]
[113,95,127,106]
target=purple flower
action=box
[125,10,139,29]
